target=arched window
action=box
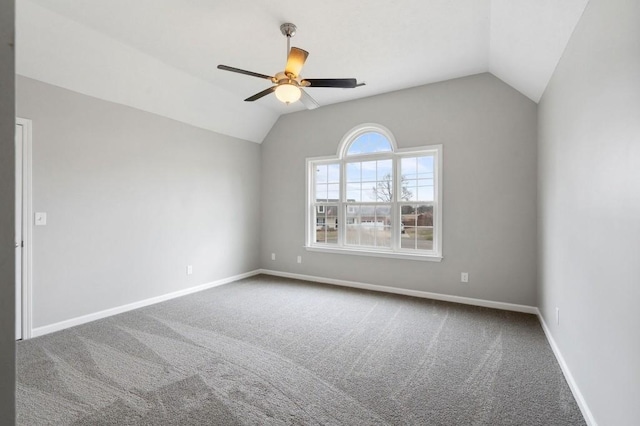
[306,124,443,261]
[346,132,393,156]
[338,124,397,158]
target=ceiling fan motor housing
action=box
[280,23,297,38]
[275,72,299,86]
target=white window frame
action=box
[305,124,443,261]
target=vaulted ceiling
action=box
[16,0,589,143]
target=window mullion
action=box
[392,154,400,251]
[338,159,346,247]
[434,148,442,257]
[308,160,315,247]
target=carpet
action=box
[16,275,586,425]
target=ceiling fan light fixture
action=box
[217,23,362,107]
[275,83,301,104]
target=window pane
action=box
[345,204,392,248]
[373,173,393,202]
[316,186,328,202]
[316,164,328,183]
[345,205,360,245]
[401,226,434,251]
[400,155,434,202]
[328,164,340,183]
[346,163,360,182]
[327,183,340,201]
[401,182,416,202]
[315,162,340,203]
[417,183,434,202]
[401,157,417,175]
[346,132,393,156]
[346,183,361,202]
[417,156,434,178]
[349,159,394,202]
[361,161,377,181]
[315,205,338,244]
[374,205,392,248]
[377,159,392,181]
[400,204,434,251]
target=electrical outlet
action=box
[187,265,193,275]
[461,272,469,283]
[297,255,302,264]
[271,253,276,261]
[556,307,560,325]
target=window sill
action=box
[304,245,443,262]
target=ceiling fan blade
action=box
[244,86,277,102]
[218,65,274,81]
[285,47,309,78]
[302,78,358,88]
[300,89,320,110]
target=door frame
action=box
[16,117,33,340]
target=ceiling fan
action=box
[217,23,364,109]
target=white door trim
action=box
[16,117,33,340]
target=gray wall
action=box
[17,76,262,329]
[0,0,15,422]
[261,73,538,306]
[538,0,640,424]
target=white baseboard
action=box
[536,309,597,426]
[30,270,261,338]
[258,269,538,314]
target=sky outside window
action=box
[346,132,392,156]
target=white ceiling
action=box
[16,0,589,143]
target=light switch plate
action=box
[35,212,47,226]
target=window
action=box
[306,124,442,261]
